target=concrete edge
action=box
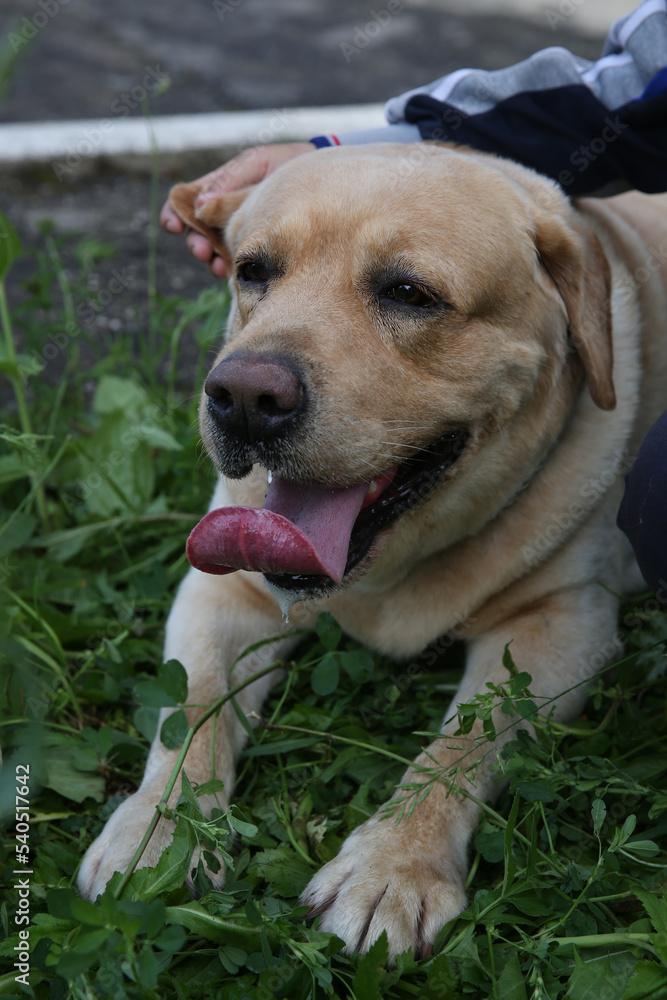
[0,104,387,177]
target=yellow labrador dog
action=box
[79,143,667,959]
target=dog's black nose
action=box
[205,353,306,443]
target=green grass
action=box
[0,207,667,1000]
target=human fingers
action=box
[195,142,316,203]
[185,230,215,262]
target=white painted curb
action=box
[0,104,386,170]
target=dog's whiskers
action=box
[379,441,433,455]
[355,456,395,476]
[382,421,431,430]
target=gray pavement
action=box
[1,0,607,123]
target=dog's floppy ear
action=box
[534,211,615,410]
[168,182,251,271]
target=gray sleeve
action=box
[335,123,422,145]
[383,0,667,123]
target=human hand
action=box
[160,142,316,277]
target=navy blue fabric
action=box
[617,411,667,595]
[643,66,667,98]
[404,83,667,196]
[310,135,337,149]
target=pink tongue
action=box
[186,477,370,583]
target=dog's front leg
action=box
[302,584,619,960]
[78,569,299,900]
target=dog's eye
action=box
[383,283,434,308]
[238,261,269,283]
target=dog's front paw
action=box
[77,789,226,900]
[301,815,467,960]
[78,790,175,900]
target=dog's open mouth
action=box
[186,429,468,593]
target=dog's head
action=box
[170,144,614,602]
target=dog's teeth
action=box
[367,480,377,495]
[267,470,273,484]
